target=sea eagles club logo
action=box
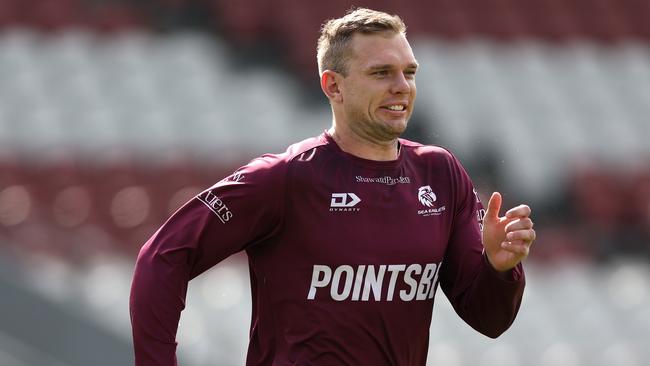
[418,186,437,207]
[417,186,446,217]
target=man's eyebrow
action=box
[366,64,393,71]
[366,63,419,71]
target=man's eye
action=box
[405,71,416,79]
[373,70,389,76]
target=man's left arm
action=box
[439,157,535,338]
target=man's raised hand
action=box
[481,192,536,272]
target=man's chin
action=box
[382,119,408,138]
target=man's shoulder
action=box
[399,138,457,162]
[256,134,328,166]
[285,134,329,161]
[240,134,328,175]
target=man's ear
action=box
[320,70,343,103]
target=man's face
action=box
[338,32,418,143]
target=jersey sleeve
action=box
[439,153,525,338]
[129,154,287,365]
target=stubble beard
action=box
[349,108,408,144]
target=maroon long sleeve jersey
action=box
[130,132,525,366]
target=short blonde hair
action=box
[317,8,406,76]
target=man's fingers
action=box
[505,218,534,232]
[500,241,531,255]
[484,192,502,221]
[506,229,536,243]
[505,204,531,219]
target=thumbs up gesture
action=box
[482,192,536,272]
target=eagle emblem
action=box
[418,186,437,207]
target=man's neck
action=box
[328,126,399,161]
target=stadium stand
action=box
[0,1,649,365]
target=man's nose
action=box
[390,73,412,94]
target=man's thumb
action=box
[485,191,502,222]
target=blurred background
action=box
[0,0,649,365]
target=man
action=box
[130,8,536,365]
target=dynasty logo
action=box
[330,193,361,212]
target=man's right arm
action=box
[129,155,287,365]
[130,198,221,365]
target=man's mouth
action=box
[382,104,406,112]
